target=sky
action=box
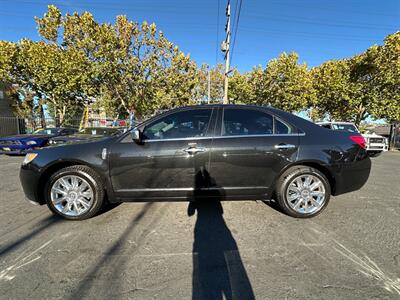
[0,0,399,72]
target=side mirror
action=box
[130,128,142,143]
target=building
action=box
[0,82,21,137]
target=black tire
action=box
[275,166,331,218]
[44,165,105,220]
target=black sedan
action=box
[20,105,371,220]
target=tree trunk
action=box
[39,102,46,128]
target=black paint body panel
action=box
[19,105,371,205]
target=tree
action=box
[44,9,199,118]
[311,59,356,122]
[196,64,225,103]
[312,32,400,126]
[228,69,255,103]
[0,5,199,122]
[230,53,314,112]
[366,32,400,122]
[261,52,315,112]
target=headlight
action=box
[26,140,37,145]
[22,153,38,165]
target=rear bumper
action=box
[19,165,43,205]
[333,156,372,196]
[366,145,388,152]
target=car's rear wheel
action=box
[275,166,331,218]
[45,165,104,220]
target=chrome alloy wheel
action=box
[286,174,326,214]
[50,175,94,217]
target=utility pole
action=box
[221,0,231,104]
[207,68,211,104]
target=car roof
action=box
[145,103,318,133]
[316,121,356,125]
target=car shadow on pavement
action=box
[188,167,255,300]
[0,214,62,258]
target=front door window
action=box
[143,109,212,140]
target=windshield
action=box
[33,128,60,135]
[331,124,359,133]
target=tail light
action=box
[350,135,366,149]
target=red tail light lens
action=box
[350,135,366,149]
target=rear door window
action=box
[222,108,274,136]
[275,118,293,134]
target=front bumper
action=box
[20,164,43,205]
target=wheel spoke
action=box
[78,198,91,209]
[53,196,66,205]
[309,181,322,191]
[62,202,71,214]
[304,176,312,187]
[309,197,321,207]
[78,181,89,192]
[72,202,81,214]
[310,191,324,198]
[288,185,300,193]
[71,176,79,188]
[81,190,93,199]
[60,178,72,189]
[53,187,67,195]
[295,178,303,188]
[293,198,303,209]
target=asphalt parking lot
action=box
[0,153,399,299]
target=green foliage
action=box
[197,64,225,103]
[229,53,315,112]
[311,59,358,122]
[0,5,398,125]
[312,32,400,125]
[0,5,198,122]
[367,32,400,122]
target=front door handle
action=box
[183,147,206,155]
[274,143,296,149]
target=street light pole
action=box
[207,68,211,104]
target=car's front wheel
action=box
[45,165,104,220]
[275,166,331,218]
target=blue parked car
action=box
[0,127,78,155]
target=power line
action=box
[215,0,221,65]
[230,0,243,66]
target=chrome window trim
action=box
[216,133,305,139]
[144,132,305,143]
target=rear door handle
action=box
[183,143,206,155]
[274,144,296,149]
[183,147,206,155]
